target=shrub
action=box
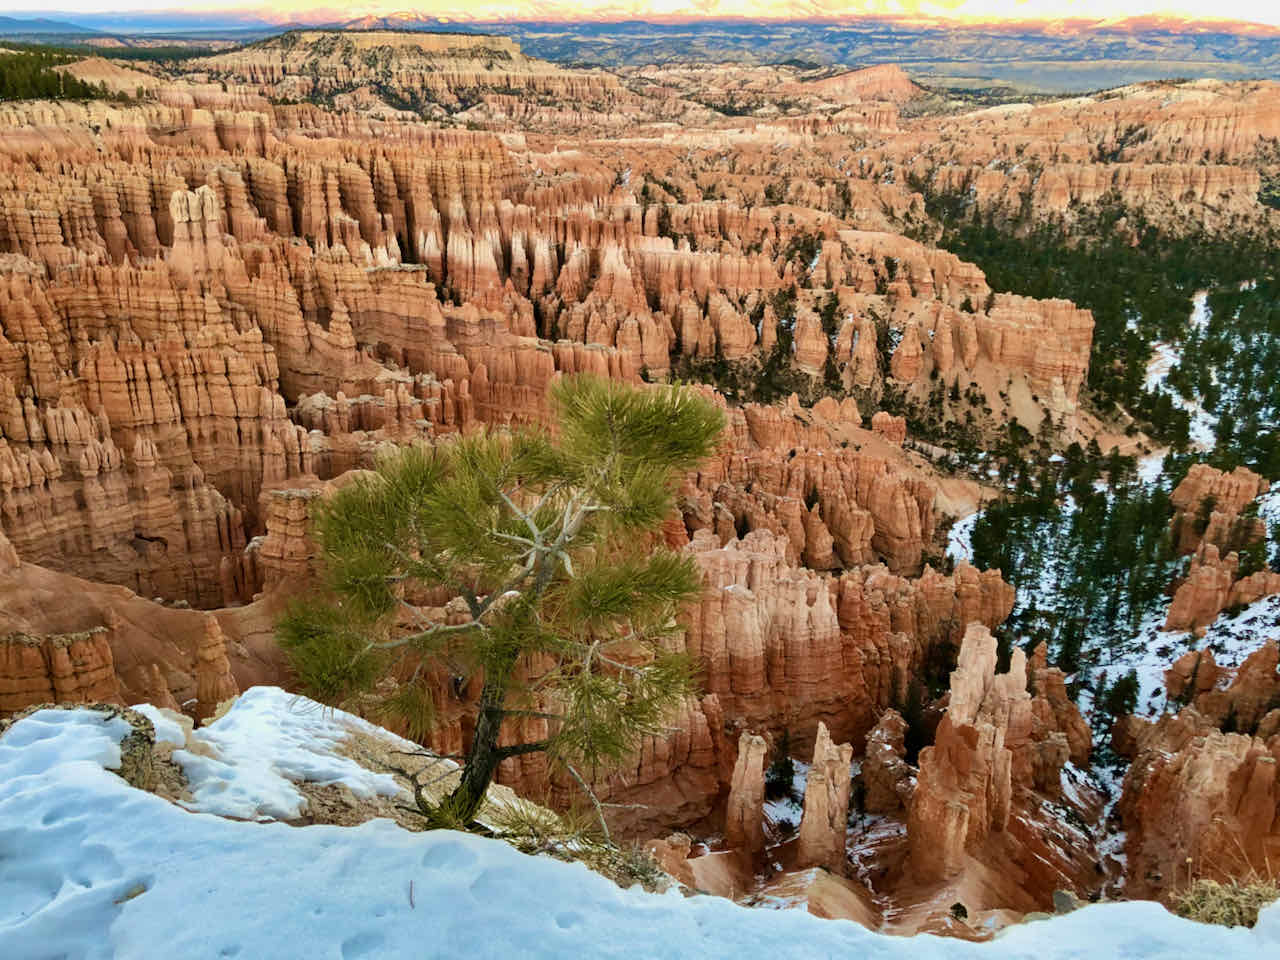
[1174,877,1280,928]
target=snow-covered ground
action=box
[1136,451,1169,486]
[762,758,808,830]
[1258,486,1280,536]
[158,687,408,820]
[946,511,980,565]
[1077,586,1280,726]
[5,693,1278,959]
[1143,291,1219,451]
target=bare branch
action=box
[565,762,611,844]
[371,618,476,650]
[499,488,543,543]
[385,763,432,815]
[595,653,646,675]
[390,749,464,762]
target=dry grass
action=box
[1173,876,1280,928]
[486,797,671,893]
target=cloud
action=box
[24,0,1280,31]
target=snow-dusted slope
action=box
[2,692,1278,960]
[162,687,409,820]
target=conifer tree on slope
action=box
[278,375,724,825]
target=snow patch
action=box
[1136,452,1167,485]
[1143,290,1219,451]
[946,511,979,564]
[2,698,1279,958]
[763,759,808,828]
[172,686,408,821]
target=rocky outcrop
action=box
[1164,544,1237,631]
[1173,642,1280,736]
[800,65,924,104]
[0,51,1109,623]
[1028,643,1091,770]
[681,529,1014,757]
[822,232,1095,435]
[1164,647,1222,705]
[1116,639,1280,897]
[1115,697,1280,899]
[0,629,120,713]
[197,31,625,116]
[933,161,1262,233]
[889,322,923,382]
[1164,543,1280,632]
[1169,464,1269,556]
[195,614,238,722]
[870,411,906,445]
[861,708,915,813]
[57,57,163,96]
[907,624,1088,881]
[725,731,769,854]
[686,397,940,574]
[796,722,854,869]
[0,528,281,720]
[250,483,329,595]
[881,79,1280,233]
[908,624,1024,881]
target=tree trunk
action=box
[443,672,507,824]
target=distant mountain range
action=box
[0,15,102,35]
[322,16,1280,91]
[3,14,1279,91]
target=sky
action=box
[9,1,1280,30]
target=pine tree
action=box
[764,729,795,801]
[278,375,724,825]
[1100,669,1140,719]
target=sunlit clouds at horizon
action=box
[14,0,1280,29]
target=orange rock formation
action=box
[1116,644,1280,900]
[796,722,855,869]
[5,31,1276,936]
[908,625,1091,884]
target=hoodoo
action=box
[2,15,1279,956]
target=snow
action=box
[946,511,979,564]
[1136,452,1167,485]
[128,703,185,748]
[4,697,1278,959]
[1258,486,1280,533]
[1142,290,1219,451]
[1189,290,1211,331]
[1077,607,1176,723]
[763,759,808,829]
[169,686,410,821]
[1194,591,1280,669]
[1076,584,1280,731]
